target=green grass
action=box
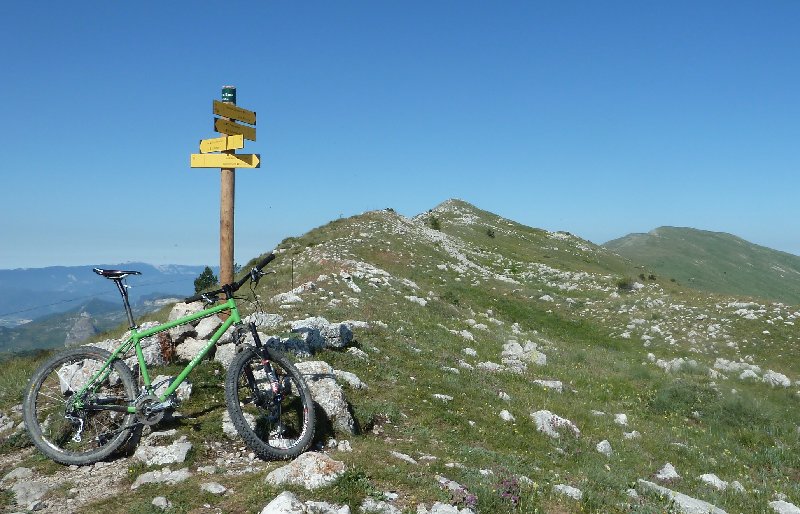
[1,200,798,513]
[604,226,800,305]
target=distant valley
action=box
[0,263,216,352]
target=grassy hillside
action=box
[604,226,800,306]
[0,200,797,513]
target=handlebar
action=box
[183,253,275,303]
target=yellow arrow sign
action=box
[199,134,245,153]
[214,118,256,142]
[213,100,256,125]
[190,153,261,168]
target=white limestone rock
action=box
[265,452,346,490]
[553,484,583,500]
[596,440,613,457]
[296,361,355,434]
[531,410,580,438]
[655,463,681,481]
[637,479,727,514]
[131,467,192,489]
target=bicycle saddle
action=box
[93,268,142,279]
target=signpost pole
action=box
[219,85,236,286]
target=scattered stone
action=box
[169,302,203,322]
[214,342,238,369]
[499,410,515,422]
[195,315,223,339]
[296,361,356,434]
[739,369,760,381]
[131,467,192,489]
[11,481,51,509]
[462,348,477,357]
[0,413,15,434]
[532,379,563,392]
[175,337,207,362]
[2,467,33,482]
[498,391,511,401]
[624,430,641,440]
[152,496,172,510]
[531,410,580,438]
[405,295,428,306]
[553,484,583,500]
[417,503,475,514]
[769,500,800,514]
[265,452,346,490]
[476,361,503,372]
[361,497,401,513]
[337,440,353,452]
[637,479,727,514]
[201,482,227,495]
[432,394,453,402]
[614,413,628,426]
[347,347,369,360]
[288,317,355,349]
[390,451,418,465]
[272,292,303,304]
[763,370,791,388]
[260,491,306,513]
[596,440,613,457]
[245,312,285,329]
[699,473,728,491]
[501,341,546,373]
[655,463,680,481]
[335,369,368,389]
[134,435,193,465]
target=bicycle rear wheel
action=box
[225,346,315,459]
[23,347,138,465]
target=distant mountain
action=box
[0,263,215,326]
[603,227,800,305]
[0,294,181,353]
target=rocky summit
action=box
[0,199,798,513]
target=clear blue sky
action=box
[1,1,798,269]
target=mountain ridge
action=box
[0,199,797,513]
[603,225,800,305]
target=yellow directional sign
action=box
[199,134,245,153]
[213,100,256,125]
[214,118,256,142]
[190,153,261,168]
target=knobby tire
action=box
[23,347,138,465]
[225,346,315,460]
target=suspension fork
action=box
[243,322,281,402]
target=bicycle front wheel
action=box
[23,347,138,465]
[225,346,315,459]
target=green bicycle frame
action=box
[75,297,242,413]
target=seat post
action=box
[112,278,137,329]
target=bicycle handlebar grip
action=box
[234,253,276,290]
[183,292,206,303]
[183,290,220,303]
[255,253,275,271]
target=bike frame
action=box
[75,297,242,413]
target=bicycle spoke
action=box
[25,348,138,464]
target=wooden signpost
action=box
[190,86,259,286]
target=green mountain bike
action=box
[22,253,315,465]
